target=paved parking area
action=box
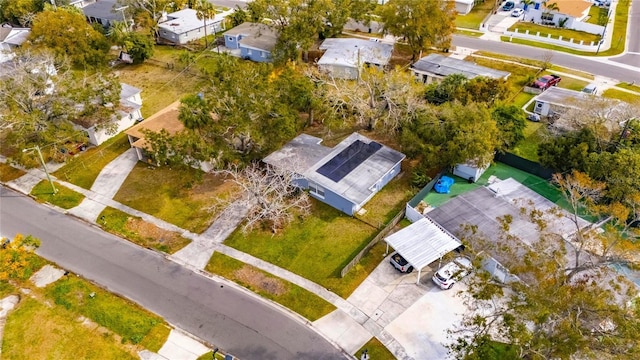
[347,254,469,359]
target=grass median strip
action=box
[31,180,84,209]
[602,88,640,102]
[0,162,25,182]
[356,337,396,360]
[3,297,138,360]
[45,275,166,345]
[206,252,336,321]
[98,207,191,254]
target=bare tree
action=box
[215,163,311,234]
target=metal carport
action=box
[385,216,462,284]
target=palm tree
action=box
[521,0,535,20]
[543,0,560,12]
[108,20,130,51]
[194,0,218,49]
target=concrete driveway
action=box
[347,254,469,359]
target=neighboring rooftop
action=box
[427,177,591,255]
[224,22,278,51]
[318,38,394,68]
[82,0,123,22]
[535,87,587,107]
[120,83,141,100]
[411,54,510,80]
[546,0,592,18]
[158,8,224,34]
[125,101,184,149]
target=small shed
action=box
[385,216,463,284]
[533,87,585,116]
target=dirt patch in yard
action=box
[234,266,287,296]
[124,218,191,253]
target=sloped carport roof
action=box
[385,216,462,283]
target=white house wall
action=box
[86,109,141,145]
[319,64,359,80]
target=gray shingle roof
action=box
[318,38,393,68]
[411,54,510,80]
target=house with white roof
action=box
[158,8,225,45]
[317,38,394,80]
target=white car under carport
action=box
[384,216,463,284]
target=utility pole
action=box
[23,145,57,194]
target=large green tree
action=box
[0,52,121,165]
[378,0,456,60]
[492,105,527,152]
[401,102,499,169]
[0,0,44,26]
[28,7,110,67]
[424,74,510,106]
[247,0,378,62]
[145,57,316,167]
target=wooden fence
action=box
[340,208,406,278]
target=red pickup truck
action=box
[533,74,561,90]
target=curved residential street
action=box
[0,186,346,360]
[452,35,640,84]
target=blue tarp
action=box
[434,176,454,194]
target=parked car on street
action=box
[432,257,472,290]
[390,252,414,273]
[502,1,515,11]
[511,8,524,17]
[581,83,598,95]
[532,74,561,90]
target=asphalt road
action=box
[0,186,345,360]
[452,35,640,83]
[610,0,640,69]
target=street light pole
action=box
[23,145,57,194]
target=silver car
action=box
[432,257,472,290]
[389,252,414,273]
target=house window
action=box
[541,13,554,21]
[261,51,266,58]
[309,183,325,198]
[247,49,252,55]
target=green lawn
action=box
[45,276,165,345]
[53,133,132,189]
[508,22,601,44]
[473,51,544,68]
[31,181,85,209]
[206,253,336,321]
[511,92,535,108]
[98,207,192,254]
[114,163,238,233]
[469,57,539,95]
[114,45,210,118]
[553,75,589,91]
[510,121,546,162]
[224,200,383,298]
[0,162,25,182]
[356,172,413,228]
[602,88,640,102]
[356,337,396,359]
[586,5,608,25]
[455,0,494,29]
[548,65,594,80]
[616,82,640,93]
[456,29,484,37]
[2,297,138,360]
